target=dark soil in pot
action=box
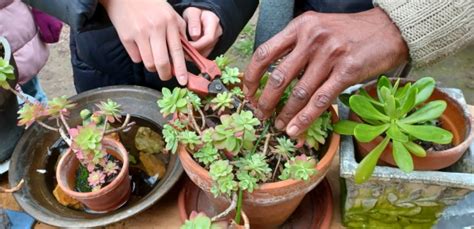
[351,79,474,170]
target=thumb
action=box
[183,7,202,41]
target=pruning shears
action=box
[179,35,244,108]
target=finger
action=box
[183,7,202,40]
[286,62,360,137]
[121,38,142,63]
[275,47,338,130]
[244,22,298,98]
[136,35,156,72]
[255,45,310,120]
[150,29,172,81]
[189,11,220,52]
[167,23,188,85]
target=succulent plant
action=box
[304,111,332,150]
[158,87,189,116]
[209,160,238,197]
[221,66,241,85]
[181,211,228,229]
[273,137,296,159]
[210,91,234,114]
[163,120,184,154]
[237,171,258,192]
[279,155,317,181]
[17,102,45,128]
[231,87,245,98]
[334,76,453,183]
[0,57,15,90]
[96,99,121,122]
[178,130,201,151]
[212,113,257,154]
[214,55,230,71]
[194,144,220,166]
[235,153,271,182]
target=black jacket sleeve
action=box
[22,0,111,31]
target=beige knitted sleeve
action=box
[373,0,473,67]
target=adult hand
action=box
[183,7,223,57]
[100,0,188,85]
[244,7,409,137]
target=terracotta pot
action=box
[350,79,474,170]
[178,106,339,228]
[56,137,131,212]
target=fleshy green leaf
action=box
[403,141,426,157]
[334,120,360,135]
[400,100,447,124]
[377,75,392,102]
[392,140,414,173]
[349,95,390,122]
[397,123,453,144]
[412,77,435,105]
[359,88,384,107]
[386,123,408,142]
[395,83,411,99]
[354,123,389,143]
[398,86,417,116]
[380,87,396,119]
[355,136,390,184]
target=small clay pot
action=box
[56,137,131,212]
[178,106,340,228]
[350,79,474,170]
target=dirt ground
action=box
[38,25,474,104]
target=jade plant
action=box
[334,76,453,184]
[1,56,134,191]
[159,55,333,225]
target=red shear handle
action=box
[187,72,211,95]
[180,35,221,80]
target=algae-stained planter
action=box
[158,55,339,228]
[336,77,474,228]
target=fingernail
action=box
[287,125,299,136]
[275,119,284,130]
[178,75,187,85]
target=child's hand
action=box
[183,7,223,57]
[100,0,188,85]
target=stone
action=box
[135,127,164,154]
[53,185,82,210]
[139,152,166,178]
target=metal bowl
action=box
[8,85,183,227]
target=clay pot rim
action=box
[178,106,340,191]
[350,79,474,157]
[56,137,129,199]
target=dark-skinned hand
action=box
[244,7,409,137]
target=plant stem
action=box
[104,114,134,134]
[211,192,237,222]
[59,127,72,146]
[236,100,247,114]
[234,188,244,224]
[59,112,70,132]
[187,104,202,135]
[36,120,59,132]
[196,106,206,129]
[272,154,282,181]
[250,120,271,155]
[262,133,271,155]
[8,87,28,102]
